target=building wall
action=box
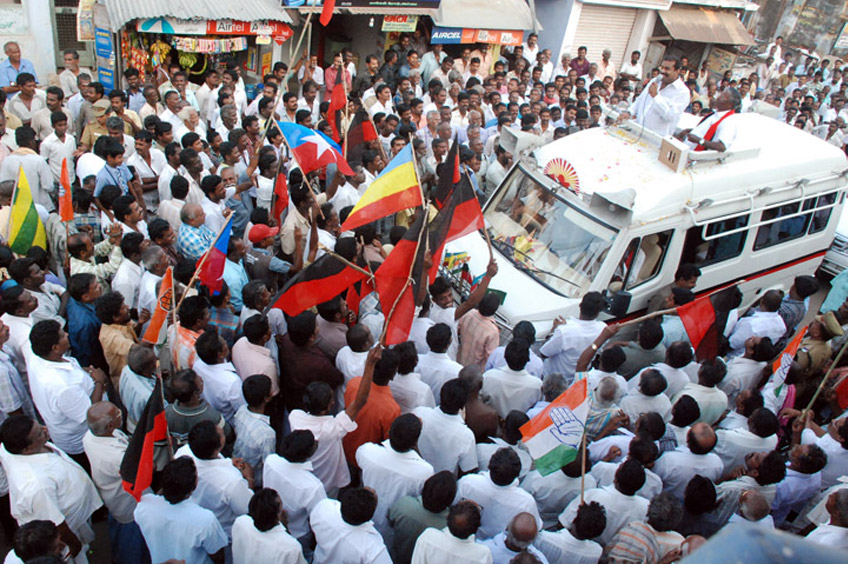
[535,0,576,59]
[0,0,58,84]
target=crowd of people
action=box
[0,24,845,564]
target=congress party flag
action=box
[520,379,589,476]
[58,158,73,222]
[8,167,47,255]
[771,326,806,397]
[276,121,353,176]
[341,143,422,232]
[141,267,173,345]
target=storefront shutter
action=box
[572,4,638,68]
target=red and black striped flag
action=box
[120,376,169,501]
[327,64,347,143]
[678,285,740,361]
[428,174,485,282]
[271,253,368,316]
[345,108,379,163]
[433,137,462,209]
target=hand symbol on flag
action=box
[548,407,583,448]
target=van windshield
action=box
[486,166,617,298]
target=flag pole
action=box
[803,336,848,412]
[342,61,350,160]
[615,278,747,328]
[379,202,430,346]
[173,216,233,314]
[6,166,21,244]
[317,244,375,279]
[579,429,588,504]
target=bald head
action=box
[506,512,538,550]
[687,422,717,455]
[739,489,770,521]
[459,365,483,392]
[86,401,121,436]
[180,203,204,226]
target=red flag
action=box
[142,267,173,344]
[320,0,336,26]
[375,213,427,345]
[59,158,73,222]
[271,253,368,316]
[676,286,738,361]
[678,295,716,351]
[273,170,289,224]
[328,65,347,143]
[427,176,484,281]
[346,108,379,162]
[120,376,169,501]
[346,276,374,315]
[196,216,233,294]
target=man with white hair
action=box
[598,49,616,82]
[174,106,207,142]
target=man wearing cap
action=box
[597,49,616,82]
[245,224,298,294]
[796,311,843,386]
[79,99,112,152]
[779,275,820,340]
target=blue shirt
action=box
[95,163,133,197]
[67,298,101,367]
[0,58,38,87]
[222,259,249,313]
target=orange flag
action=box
[59,158,73,222]
[142,267,173,345]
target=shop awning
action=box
[658,6,755,45]
[433,0,538,31]
[292,0,440,16]
[102,0,292,31]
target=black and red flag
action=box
[375,212,428,345]
[120,376,169,501]
[271,253,368,316]
[320,0,336,26]
[432,137,462,209]
[427,174,485,282]
[678,285,740,361]
[327,63,347,143]
[346,276,375,316]
[346,108,379,163]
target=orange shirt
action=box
[342,379,401,465]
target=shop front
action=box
[98,0,294,91]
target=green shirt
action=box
[387,495,448,564]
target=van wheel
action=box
[816,267,834,283]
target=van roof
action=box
[532,113,848,224]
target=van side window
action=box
[609,230,673,291]
[809,192,838,234]
[682,216,748,267]
[754,202,812,250]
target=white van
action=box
[819,207,848,276]
[443,114,848,340]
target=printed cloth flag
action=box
[277,121,353,175]
[196,216,233,293]
[8,167,47,254]
[520,379,589,475]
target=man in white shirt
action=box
[200,174,230,233]
[620,56,690,137]
[799,413,848,489]
[456,448,541,541]
[175,419,254,540]
[653,423,723,500]
[715,408,779,473]
[558,459,649,546]
[481,512,549,564]
[720,336,774,406]
[481,340,542,418]
[673,358,728,425]
[0,126,55,211]
[410,500,493,564]
[26,320,109,457]
[418,323,463,403]
[289,347,379,493]
[232,489,307,564]
[631,342,694,399]
[619,50,644,89]
[135,456,228,564]
[771,442,827,525]
[39,112,77,185]
[390,341,436,414]
[679,87,741,152]
[540,292,607,378]
[521,458,592,528]
[192,329,246,424]
[620,368,673,423]
[310,490,392,564]
[591,437,663,500]
[535,501,604,564]
[357,413,434,535]
[728,290,786,357]
[414,378,478,474]
[263,430,327,546]
[805,489,848,550]
[0,415,104,563]
[82,401,146,564]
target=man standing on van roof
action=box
[619,55,690,137]
[678,88,742,152]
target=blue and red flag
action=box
[277,121,353,176]
[197,215,233,294]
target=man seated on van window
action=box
[646,263,701,314]
[676,88,741,152]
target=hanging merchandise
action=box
[149,39,172,67]
[172,36,248,54]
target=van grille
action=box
[832,235,848,253]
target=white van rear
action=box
[443,114,848,340]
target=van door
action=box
[608,229,674,314]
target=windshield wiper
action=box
[491,234,581,289]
